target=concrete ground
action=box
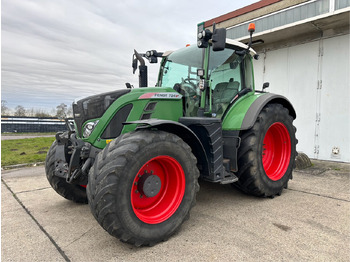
[1,160,349,262]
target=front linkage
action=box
[54,130,100,186]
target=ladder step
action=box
[220,172,238,184]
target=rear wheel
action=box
[45,140,88,203]
[235,103,297,197]
[87,130,199,246]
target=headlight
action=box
[83,120,99,138]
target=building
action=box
[205,0,350,162]
[1,116,67,133]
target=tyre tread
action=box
[234,103,297,197]
[87,130,199,246]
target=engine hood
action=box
[73,89,130,137]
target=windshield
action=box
[159,45,244,91]
[159,45,203,88]
[159,45,203,117]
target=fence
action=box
[1,116,67,133]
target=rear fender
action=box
[222,93,296,131]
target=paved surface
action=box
[1,160,349,262]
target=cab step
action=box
[220,171,238,184]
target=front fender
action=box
[124,119,210,177]
[222,93,296,131]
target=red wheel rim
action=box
[131,156,185,224]
[262,122,291,181]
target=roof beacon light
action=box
[246,23,256,51]
[248,23,255,33]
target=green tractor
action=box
[46,23,297,246]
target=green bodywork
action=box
[221,92,261,130]
[82,87,183,149]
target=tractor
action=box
[45,23,297,246]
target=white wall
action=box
[253,34,350,162]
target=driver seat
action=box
[213,78,240,115]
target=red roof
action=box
[204,0,282,27]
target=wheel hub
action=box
[131,155,185,224]
[137,171,162,198]
[262,122,291,181]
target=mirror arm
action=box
[247,31,253,50]
[134,49,145,66]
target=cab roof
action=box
[225,38,256,56]
[162,39,256,57]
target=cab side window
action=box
[210,56,242,117]
[244,56,254,90]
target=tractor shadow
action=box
[196,179,257,205]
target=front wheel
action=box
[235,103,297,197]
[87,130,199,246]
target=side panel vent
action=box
[101,104,133,139]
[140,113,152,120]
[145,102,157,111]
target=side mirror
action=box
[132,57,138,74]
[262,82,270,90]
[212,28,226,51]
[197,22,226,50]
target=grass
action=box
[1,137,55,167]
[2,132,56,136]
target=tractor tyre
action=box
[235,103,297,197]
[87,130,199,246]
[45,140,88,204]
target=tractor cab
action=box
[157,39,256,118]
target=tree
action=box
[27,108,35,117]
[14,105,26,116]
[67,105,73,118]
[35,109,52,117]
[56,103,67,119]
[24,107,52,117]
[1,100,9,116]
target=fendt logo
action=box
[139,92,182,100]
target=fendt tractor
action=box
[46,23,297,246]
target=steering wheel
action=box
[181,78,198,96]
[179,78,200,117]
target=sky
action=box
[1,0,257,113]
